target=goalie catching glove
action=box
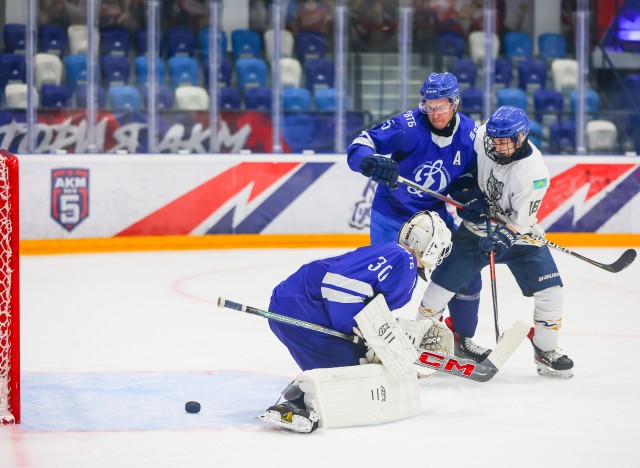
[396,316,453,355]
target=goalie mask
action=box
[398,211,452,280]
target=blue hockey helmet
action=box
[486,106,531,139]
[419,72,460,109]
[484,106,531,164]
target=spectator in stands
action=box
[37,0,71,28]
[290,0,332,36]
[162,0,208,30]
[349,0,368,52]
[249,0,270,34]
[356,0,398,52]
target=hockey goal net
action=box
[0,149,19,425]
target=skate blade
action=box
[256,411,316,433]
[536,364,574,379]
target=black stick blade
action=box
[605,249,637,273]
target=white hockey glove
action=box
[397,317,454,355]
[353,327,382,365]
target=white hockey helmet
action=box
[398,211,453,273]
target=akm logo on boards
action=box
[51,168,89,232]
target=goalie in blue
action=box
[261,211,454,433]
[346,72,485,358]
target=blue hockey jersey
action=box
[347,109,478,226]
[268,242,419,370]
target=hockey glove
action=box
[480,225,516,259]
[352,327,381,364]
[452,189,490,225]
[359,155,399,190]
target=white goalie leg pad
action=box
[297,363,420,429]
[354,295,419,379]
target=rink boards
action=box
[18,154,640,251]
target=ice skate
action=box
[445,317,492,363]
[257,403,319,433]
[529,328,574,379]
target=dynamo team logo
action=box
[410,160,450,195]
[51,168,89,232]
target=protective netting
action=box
[0,154,15,424]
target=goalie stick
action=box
[217,296,529,383]
[397,175,637,273]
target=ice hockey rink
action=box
[2,245,638,468]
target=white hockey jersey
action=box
[466,124,550,243]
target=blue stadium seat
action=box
[202,57,232,88]
[283,113,315,152]
[198,28,227,60]
[549,120,576,152]
[451,58,477,88]
[219,87,241,110]
[517,59,547,91]
[40,84,72,108]
[168,56,199,88]
[494,58,512,88]
[503,31,533,62]
[38,24,68,56]
[283,87,311,111]
[3,24,25,54]
[64,54,90,90]
[101,26,131,56]
[533,88,563,123]
[497,87,528,110]
[235,58,268,92]
[0,54,26,91]
[231,29,262,60]
[75,84,106,108]
[528,120,543,148]
[538,33,567,61]
[165,27,195,58]
[304,58,334,92]
[437,32,465,61]
[294,31,327,63]
[107,85,142,111]
[244,86,271,111]
[460,87,483,114]
[135,28,147,55]
[141,84,174,109]
[569,89,600,115]
[134,56,166,86]
[314,87,336,111]
[101,55,131,87]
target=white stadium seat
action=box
[280,57,302,88]
[68,25,100,55]
[4,83,38,108]
[586,119,618,152]
[264,29,294,62]
[35,53,63,89]
[551,58,578,93]
[469,31,500,64]
[175,85,209,110]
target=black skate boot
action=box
[445,317,492,363]
[257,402,319,433]
[528,327,574,379]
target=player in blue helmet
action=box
[483,106,531,165]
[347,72,487,362]
[419,105,575,379]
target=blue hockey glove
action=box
[452,190,490,225]
[480,226,516,259]
[359,155,399,190]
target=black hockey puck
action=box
[185,401,201,414]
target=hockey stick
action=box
[217,296,529,383]
[397,175,637,273]
[485,220,500,343]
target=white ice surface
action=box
[1,246,639,467]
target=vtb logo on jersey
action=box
[409,160,450,196]
[51,168,89,232]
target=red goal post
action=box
[0,149,19,425]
